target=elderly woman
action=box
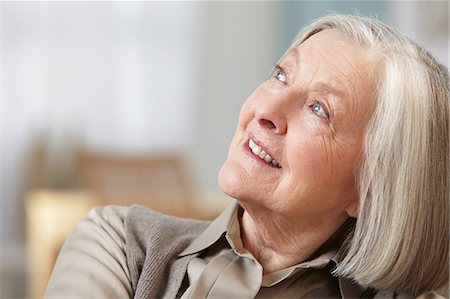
[45,14,448,299]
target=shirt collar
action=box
[261,218,355,287]
[178,202,238,257]
[178,202,366,298]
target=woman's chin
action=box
[218,161,247,200]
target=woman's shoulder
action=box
[124,204,211,253]
[84,204,211,238]
[125,204,210,230]
[85,204,130,232]
[83,204,211,264]
[45,204,210,299]
[45,205,133,298]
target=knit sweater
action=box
[44,204,446,299]
[123,206,447,299]
[125,205,210,299]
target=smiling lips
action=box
[248,138,282,168]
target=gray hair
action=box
[285,14,449,296]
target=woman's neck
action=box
[239,206,348,274]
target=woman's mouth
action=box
[248,138,282,168]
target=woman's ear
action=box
[345,200,359,218]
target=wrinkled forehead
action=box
[281,27,374,64]
[284,29,380,93]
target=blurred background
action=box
[1,1,448,298]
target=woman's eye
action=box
[310,101,329,120]
[273,65,287,83]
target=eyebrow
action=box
[312,82,346,98]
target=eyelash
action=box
[272,65,287,83]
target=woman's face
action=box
[218,29,379,221]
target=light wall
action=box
[1,2,281,248]
[2,2,203,247]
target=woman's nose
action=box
[255,98,288,135]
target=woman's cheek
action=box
[289,135,334,179]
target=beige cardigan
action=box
[45,205,209,299]
[45,205,447,299]
[125,205,209,299]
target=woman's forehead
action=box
[284,30,378,97]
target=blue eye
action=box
[311,101,329,120]
[273,65,287,83]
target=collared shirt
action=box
[44,204,447,299]
[176,203,366,299]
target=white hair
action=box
[285,14,449,296]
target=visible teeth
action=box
[252,145,262,155]
[248,138,281,168]
[258,150,266,159]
